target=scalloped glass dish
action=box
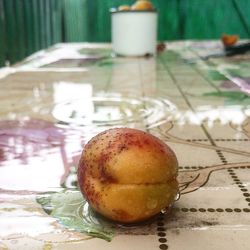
[52,96,176,128]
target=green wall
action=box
[0,0,249,65]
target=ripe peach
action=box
[77,128,178,223]
[131,0,154,11]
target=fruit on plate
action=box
[77,128,179,223]
[131,0,154,11]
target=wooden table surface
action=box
[0,41,250,250]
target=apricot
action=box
[131,0,154,11]
[118,5,131,11]
[77,128,178,223]
[221,34,239,47]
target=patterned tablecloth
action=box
[0,41,250,250]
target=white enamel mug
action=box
[111,10,158,56]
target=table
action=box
[0,41,250,250]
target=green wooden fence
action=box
[180,0,250,40]
[0,0,249,65]
[1,0,63,65]
[84,0,250,42]
[0,0,5,67]
[63,0,88,41]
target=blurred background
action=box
[0,0,250,66]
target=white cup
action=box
[111,10,158,56]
